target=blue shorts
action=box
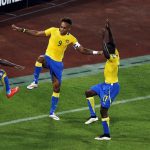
[91,82,120,108]
[45,55,64,84]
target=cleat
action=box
[95,134,111,141]
[6,87,19,98]
[27,82,38,90]
[49,113,60,121]
[85,116,98,124]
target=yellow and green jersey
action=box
[45,27,78,62]
[104,49,120,84]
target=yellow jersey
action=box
[45,27,78,62]
[104,49,120,84]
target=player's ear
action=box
[68,26,71,31]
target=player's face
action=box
[59,22,71,35]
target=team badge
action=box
[66,40,69,43]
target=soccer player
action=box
[0,58,24,98]
[12,17,102,120]
[84,20,120,140]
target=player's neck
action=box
[60,32,69,36]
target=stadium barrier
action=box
[0,0,52,12]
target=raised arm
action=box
[101,28,110,59]
[0,59,25,70]
[12,24,46,36]
[102,19,116,59]
[105,19,115,44]
[102,28,106,47]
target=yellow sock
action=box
[35,61,42,67]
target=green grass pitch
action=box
[0,64,150,150]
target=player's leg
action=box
[0,69,10,94]
[49,75,61,120]
[34,55,45,84]
[95,106,111,141]
[95,103,111,140]
[94,83,111,140]
[95,106,111,140]
[0,69,19,98]
[95,83,120,140]
[27,55,45,89]
[47,56,63,120]
[85,90,98,124]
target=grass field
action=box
[0,63,150,150]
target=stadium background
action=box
[0,0,149,78]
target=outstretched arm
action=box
[12,24,46,36]
[76,45,103,55]
[0,59,25,70]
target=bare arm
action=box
[76,45,103,55]
[105,19,115,44]
[102,28,106,47]
[12,24,46,36]
[101,28,110,59]
[103,41,110,59]
[0,59,25,70]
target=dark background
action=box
[0,0,149,77]
[0,0,51,12]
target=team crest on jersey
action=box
[66,40,69,43]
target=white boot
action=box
[27,82,38,90]
[49,113,60,121]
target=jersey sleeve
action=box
[71,35,80,49]
[45,27,54,36]
[71,35,78,45]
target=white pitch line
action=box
[0,95,150,127]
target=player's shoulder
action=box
[50,27,58,31]
[109,49,119,57]
[67,32,77,40]
[108,48,119,61]
[115,48,119,54]
[45,27,58,36]
[115,48,120,57]
[46,27,58,31]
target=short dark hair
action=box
[61,17,72,25]
[106,42,116,54]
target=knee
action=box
[37,55,44,63]
[35,56,45,67]
[85,90,95,98]
[53,82,60,93]
[53,86,60,93]
[85,90,90,98]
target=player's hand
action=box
[12,24,23,32]
[105,19,110,29]
[14,65,25,70]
